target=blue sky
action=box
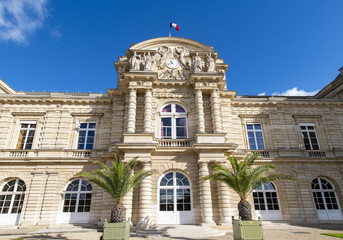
[0,0,342,96]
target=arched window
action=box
[158,172,193,224]
[62,179,92,213]
[312,178,339,211]
[160,103,187,139]
[0,179,26,215]
[253,182,279,211]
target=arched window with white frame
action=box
[158,171,194,225]
[312,177,343,220]
[58,179,92,224]
[253,182,283,220]
[160,103,188,139]
[0,179,26,226]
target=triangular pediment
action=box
[0,79,16,94]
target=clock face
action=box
[166,58,180,68]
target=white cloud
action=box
[271,87,319,96]
[0,0,48,44]
[257,92,266,96]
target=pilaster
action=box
[143,89,153,133]
[195,89,205,133]
[198,161,215,225]
[127,88,137,133]
[138,161,152,228]
[211,89,222,133]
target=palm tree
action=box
[77,154,152,223]
[204,153,294,221]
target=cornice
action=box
[0,96,111,105]
[292,114,322,119]
[239,114,269,118]
[232,98,343,107]
[12,112,46,116]
[71,113,104,117]
[220,91,236,99]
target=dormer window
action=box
[160,104,187,139]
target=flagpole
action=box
[169,25,171,37]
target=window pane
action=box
[254,124,261,130]
[162,105,171,112]
[161,118,171,126]
[88,123,96,129]
[175,105,186,113]
[176,118,186,127]
[176,127,186,139]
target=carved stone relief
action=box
[125,47,223,80]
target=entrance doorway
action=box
[312,178,343,221]
[0,179,26,226]
[158,172,194,224]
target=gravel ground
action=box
[1,225,342,240]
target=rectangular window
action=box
[300,124,319,150]
[16,122,36,149]
[247,124,265,150]
[77,123,96,150]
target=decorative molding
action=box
[71,113,104,117]
[292,114,322,119]
[239,114,269,118]
[12,112,46,116]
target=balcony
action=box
[0,149,101,160]
[242,149,341,160]
[158,139,193,147]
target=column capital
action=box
[197,160,210,165]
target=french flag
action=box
[170,22,179,31]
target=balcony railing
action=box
[307,151,326,158]
[245,149,339,159]
[0,149,99,159]
[158,139,192,147]
[250,150,271,158]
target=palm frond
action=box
[76,154,152,205]
[204,153,294,201]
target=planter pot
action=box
[232,217,264,240]
[102,219,130,240]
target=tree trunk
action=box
[110,203,127,223]
[238,199,252,221]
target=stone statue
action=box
[144,52,153,71]
[175,47,191,69]
[130,51,141,71]
[193,52,202,72]
[206,53,215,72]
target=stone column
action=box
[211,89,222,133]
[143,89,153,133]
[198,161,214,225]
[123,188,133,222]
[138,161,152,228]
[195,89,205,133]
[127,88,137,133]
[218,180,233,225]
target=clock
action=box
[166,58,180,68]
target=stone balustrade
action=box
[158,139,192,147]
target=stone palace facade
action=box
[0,37,343,227]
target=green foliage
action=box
[204,153,294,201]
[77,153,152,205]
[322,233,343,238]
